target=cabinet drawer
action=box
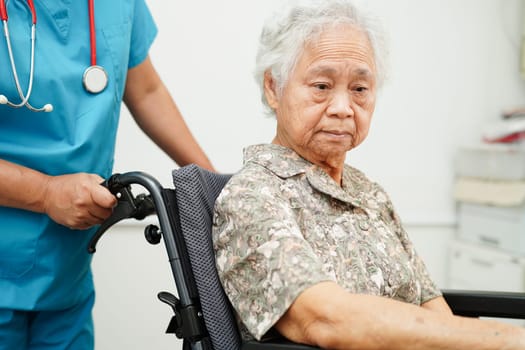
[448,240,525,292]
[457,203,525,255]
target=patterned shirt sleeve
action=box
[212,168,335,340]
[378,183,442,303]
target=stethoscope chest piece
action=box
[83,65,108,94]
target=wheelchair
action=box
[88,164,525,350]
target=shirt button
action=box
[359,220,370,231]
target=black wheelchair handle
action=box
[87,173,156,253]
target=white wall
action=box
[93,0,525,349]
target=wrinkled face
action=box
[265,24,377,167]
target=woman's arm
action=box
[123,56,215,171]
[275,281,525,350]
[421,296,453,314]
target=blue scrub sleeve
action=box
[128,0,158,68]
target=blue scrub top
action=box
[0,0,157,310]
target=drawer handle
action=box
[479,235,500,246]
[470,258,494,268]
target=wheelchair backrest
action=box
[171,165,241,350]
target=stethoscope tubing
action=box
[0,0,104,112]
[2,22,37,109]
[0,0,51,112]
[88,0,96,66]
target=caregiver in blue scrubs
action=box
[0,1,214,349]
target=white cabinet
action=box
[451,146,525,291]
[451,146,525,326]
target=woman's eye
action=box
[355,86,368,92]
[314,83,329,90]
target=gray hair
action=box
[254,0,387,117]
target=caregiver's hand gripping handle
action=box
[87,174,156,253]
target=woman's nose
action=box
[327,92,354,119]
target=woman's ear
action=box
[263,71,279,110]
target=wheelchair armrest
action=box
[242,340,320,349]
[442,289,525,319]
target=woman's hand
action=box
[43,173,117,230]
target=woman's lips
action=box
[322,130,351,137]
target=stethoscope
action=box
[0,0,108,113]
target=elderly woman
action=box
[212,1,525,349]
